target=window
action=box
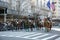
[58,6,60,7]
[11,0,16,10]
[59,0,60,1]
[59,2,60,4]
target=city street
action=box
[0,26,60,40]
[0,0,60,40]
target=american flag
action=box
[50,2,55,11]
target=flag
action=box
[50,2,55,11]
[47,0,50,9]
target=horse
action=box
[44,18,52,32]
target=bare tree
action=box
[16,0,20,20]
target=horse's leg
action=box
[49,26,52,31]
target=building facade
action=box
[0,0,59,22]
[50,0,60,19]
[20,0,32,16]
[52,0,60,19]
[0,0,18,22]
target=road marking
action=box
[8,35,14,37]
[1,35,6,36]
[1,35,14,37]
[23,32,36,35]
[0,32,37,38]
[42,35,58,40]
[55,37,60,40]
[0,32,58,40]
[21,32,37,37]
[23,33,42,38]
[15,36,21,37]
[31,34,49,39]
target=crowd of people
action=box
[0,17,52,32]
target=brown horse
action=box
[48,21,52,30]
[38,22,43,30]
[17,21,21,30]
[44,18,52,32]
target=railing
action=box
[0,1,9,8]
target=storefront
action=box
[0,0,18,23]
[0,7,7,22]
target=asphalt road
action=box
[0,27,60,40]
[0,31,60,40]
